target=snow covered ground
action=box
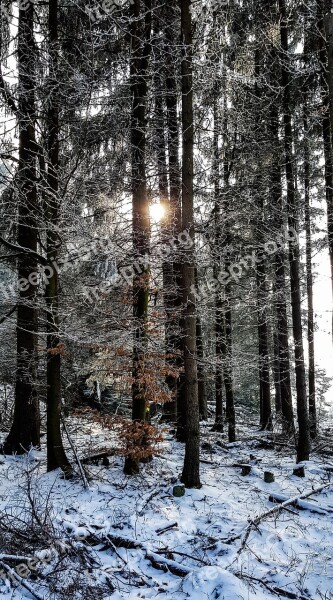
[0,415,333,600]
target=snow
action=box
[0,418,333,599]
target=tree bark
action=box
[3,1,40,454]
[179,0,201,488]
[124,0,152,476]
[279,0,310,462]
[256,257,272,430]
[45,0,71,473]
[222,108,236,443]
[269,103,294,430]
[317,1,333,340]
[303,104,317,439]
[196,313,207,420]
[162,1,184,432]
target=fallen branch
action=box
[156,522,178,535]
[144,550,194,577]
[0,554,32,562]
[89,531,195,578]
[0,559,44,600]
[268,492,328,515]
[234,571,312,600]
[156,548,209,565]
[222,482,333,549]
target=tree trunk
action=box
[179,0,201,489]
[162,1,184,432]
[317,1,333,340]
[279,0,310,462]
[124,0,152,476]
[303,105,317,439]
[269,103,294,431]
[46,0,71,473]
[154,37,177,423]
[272,328,282,413]
[212,89,224,433]
[222,109,236,443]
[256,258,272,430]
[3,1,40,454]
[196,313,207,420]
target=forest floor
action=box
[0,407,333,599]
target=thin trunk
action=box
[254,45,272,431]
[163,1,184,433]
[213,90,224,433]
[154,39,177,423]
[256,259,272,430]
[279,0,310,462]
[272,328,282,413]
[304,106,317,439]
[317,1,333,339]
[224,283,236,443]
[196,313,207,420]
[214,293,224,432]
[3,1,40,454]
[46,0,71,473]
[269,104,294,429]
[222,109,236,443]
[124,0,152,476]
[180,0,201,489]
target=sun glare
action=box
[149,202,165,223]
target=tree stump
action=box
[264,471,275,483]
[173,485,185,497]
[241,465,252,476]
[293,465,305,477]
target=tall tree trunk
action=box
[162,1,184,432]
[222,116,236,443]
[180,0,201,489]
[3,1,40,454]
[194,268,207,421]
[223,280,236,443]
[317,1,333,340]
[153,35,177,423]
[196,313,207,420]
[269,103,294,430]
[124,0,152,476]
[279,0,310,462]
[254,45,272,431]
[266,2,294,431]
[46,0,71,473]
[303,105,317,439]
[272,327,282,413]
[212,90,224,433]
[256,258,272,430]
